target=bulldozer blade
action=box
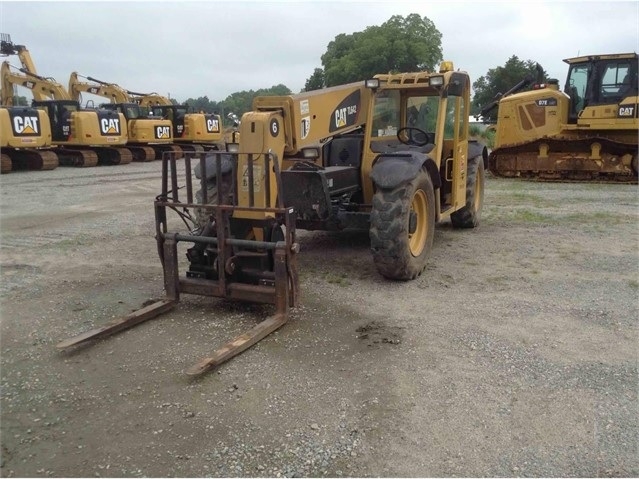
[56,299,177,350]
[186,313,288,376]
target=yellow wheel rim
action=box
[409,189,428,257]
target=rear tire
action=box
[451,155,484,228]
[370,169,435,280]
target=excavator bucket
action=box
[57,151,300,375]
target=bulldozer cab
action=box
[564,54,638,123]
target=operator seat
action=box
[568,86,582,117]
[618,73,637,97]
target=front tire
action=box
[194,173,234,227]
[451,155,484,229]
[370,169,435,280]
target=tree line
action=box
[180,13,547,124]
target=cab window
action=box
[371,90,400,137]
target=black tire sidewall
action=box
[370,169,435,280]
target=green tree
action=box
[183,95,219,113]
[472,55,547,121]
[218,84,292,124]
[180,85,290,126]
[303,68,325,91]
[318,13,443,87]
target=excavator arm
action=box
[0,33,38,75]
[68,72,131,104]
[1,61,71,104]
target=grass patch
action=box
[560,212,629,225]
[326,272,351,286]
[512,210,551,223]
[628,279,639,289]
[53,234,93,251]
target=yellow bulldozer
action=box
[1,34,131,167]
[58,62,487,375]
[483,53,638,182]
[68,72,178,161]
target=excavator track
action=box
[128,146,156,162]
[489,137,638,183]
[177,144,205,155]
[54,148,99,168]
[95,147,133,166]
[9,149,59,171]
[1,153,12,174]
[152,144,183,160]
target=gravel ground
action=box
[0,161,637,477]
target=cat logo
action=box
[100,118,121,135]
[24,81,35,89]
[89,87,100,95]
[206,118,220,133]
[618,105,637,118]
[12,115,40,136]
[155,125,171,139]
[329,90,361,133]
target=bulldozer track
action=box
[489,137,638,183]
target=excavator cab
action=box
[150,105,184,136]
[101,102,143,121]
[32,99,77,142]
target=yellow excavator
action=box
[482,53,638,182]
[68,72,179,161]
[0,103,59,173]
[58,62,488,376]
[133,93,224,152]
[1,34,131,167]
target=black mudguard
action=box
[370,152,441,190]
[468,139,489,170]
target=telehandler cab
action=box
[58,62,487,375]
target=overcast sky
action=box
[1,1,638,104]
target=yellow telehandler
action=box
[58,62,487,375]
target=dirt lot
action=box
[1,161,637,477]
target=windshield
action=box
[372,90,401,137]
[371,90,440,139]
